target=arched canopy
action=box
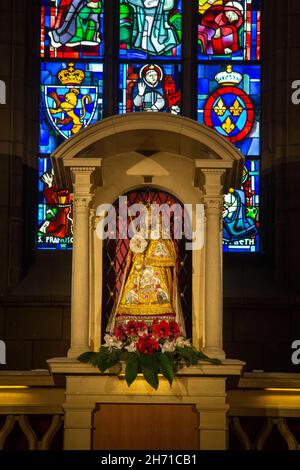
[52,113,244,192]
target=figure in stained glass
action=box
[38,165,73,245]
[132,64,166,112]
[198,1,243,56]
[198,0,261,61]
[223,161,259,253]
[120,63,181,114]
[48,0,102,49]
[125,0,179,55]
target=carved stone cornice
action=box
[201,169,227,176]
[70,167,96,174]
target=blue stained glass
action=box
[198,64,261,157]
[40,61,103,154]
[223,159,260,253]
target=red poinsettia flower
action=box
[137,334,159,355]
[113,324,127,341]
[126,320,139,337]
[152,320,171,339]
[169,321,181,339]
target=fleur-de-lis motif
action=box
[214,98,227,116]
[222,116,235,134]
[229,99,243,116]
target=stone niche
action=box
[48,113,245,450]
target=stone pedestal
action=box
[48,358,244,451]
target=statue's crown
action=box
[215,65,243,87]
[57,63,85,85]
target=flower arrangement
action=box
[78,320,221,390]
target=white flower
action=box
[103,334,123,350]
[137,328,148,337]
[161,340,176,353]
[130,234,148,254]
[175,336,191,348]
[125,342,137,353]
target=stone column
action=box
[202,169,226,360]
[68,167,95,358]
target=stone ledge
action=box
[0,370,53,386]
[47,356,245,378]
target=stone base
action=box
[48,357,245,450]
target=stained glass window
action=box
[38,157,73,250]
[223,160,260,252]
[119,0,182,114]
[197,0,261,253]
[198,64,260,157]
[119,63,181,114]
[119,1,182,117]
[38,1,104,250]
[120,0,182,61]
[41,0,104,59]
[198,0,261,61]
[37,1,262,253]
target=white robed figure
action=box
[125,0,179,55]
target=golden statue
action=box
[107,208,185,334]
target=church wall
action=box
[0,0,300,373]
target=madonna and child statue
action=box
[106,204,186,336]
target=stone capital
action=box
[203,197,224,215]
[71,167,97,197]
[201,169,226,198]
[74,196,94,210]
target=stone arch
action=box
[52,114,243,359]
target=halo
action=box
[139,64,163,81]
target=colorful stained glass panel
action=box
[40,61,103,154]
[37,157,73,250]
[198,0,261,61]
[119,63,181,114]
[223,159,260,253]
[120,0,182,61]
[41,0,104,59]
[198,63,261,156]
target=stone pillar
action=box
[202,169,225,360]
[68,167,95,358]
[196,405,228,450]
[64,403,95,450]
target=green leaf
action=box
[108,349,122,367]
[158,353,174,386]
[96,347,122,373]
[140,354,159,390]
[77,352,94,363]
[176,347,197,365]
[195,350,222,365]
[125,353,140,387]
